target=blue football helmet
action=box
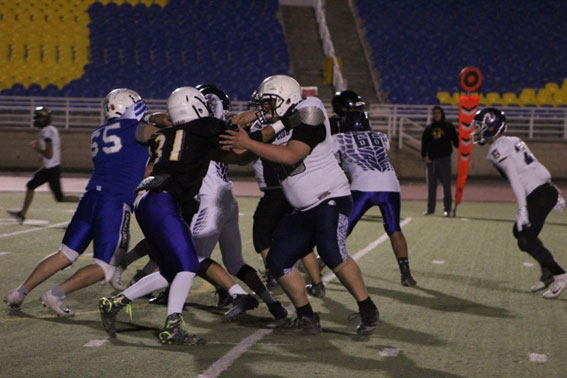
[472,107,506,145]
[339,110,371,133]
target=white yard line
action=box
[199,217,413,378]
[0,221,69,239]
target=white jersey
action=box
[334,131,400,192]
[251,120,291,190]
[278,97,350,211]
[487,136,551,196]
[198,161,233,198]
[39,125,61,168]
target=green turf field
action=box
[1,193,566,378]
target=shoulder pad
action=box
[297,106,326,126]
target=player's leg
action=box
[425,161,437,214]
[302,251,325,298]
[269,211,321,335]
[524,184,567,298]
[314,196,379,335]
[110,238,152,290]
[135,191,205,344]
[377,191,416,286]
[439,156,452,215]
[47,166,80,203]
[4,193,94,312]
[7,168,48,223]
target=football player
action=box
[473,108,567,298]
[329,90,365,135]
[7,106,80,224]
[334,110,416,286]
[221,75,379,336]
[3,89,157,316]
[98,87,282,345]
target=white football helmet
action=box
[167,87,210,125]
[103,88,143,120]
[256,75,302,118]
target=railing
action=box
[347,0,386,103]
[313,0,347,92]
[1,96,566,147]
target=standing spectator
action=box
[7,106,79,224]
[421,106,458,216]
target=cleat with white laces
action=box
[4,288,26,310]
[542,273,567,299]
[110,266,127,291]
[40,289,75,317]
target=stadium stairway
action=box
[280,5,334,100]
[325,0,378,103]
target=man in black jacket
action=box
[421,106,458,216]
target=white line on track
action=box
[199,217,413,378]
[0,221,69,239]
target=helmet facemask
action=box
[472,109,506,145]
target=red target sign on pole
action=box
[459,66,483,92]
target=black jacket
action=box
[421,109,458,160]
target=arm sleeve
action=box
[497,157,527,209]
[289,123,326,150]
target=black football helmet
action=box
[339,110,371,133]
[472,107,506,145]
[332,90,365,117]
[33,106,51,127]
[195,83,231,111]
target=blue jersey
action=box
[86,103,148,205]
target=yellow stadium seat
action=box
[484,92,502,106]
[545,82,560,95]
[436,91,452,105]
[552,92,567,107]
[501,92,519,106]
[451,92,460,105]
[536,90,553,106]
[519,88,537,106]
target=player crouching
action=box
[473,108,567,298]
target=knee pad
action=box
[94,258,116,283]
[59,244,80,270]
[236,264,257,282]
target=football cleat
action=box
[148,290,168,305]
[350,301,379,336]
[222,294,259,322]
[159,313,206,345]
[110,266,126,291]
[267,301,288,320]
[401,273,417,287]
[530,268,554,292]
[7,210,25,224]
[542,274,567,299]
[215,288,233,309]
[306,282,326,298]
[98,294,131,337]
[4,288,26,310]
[273,313,321,336]
[40,289,75,317]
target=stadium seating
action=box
[0,0,290,100]
[356,0,567,105]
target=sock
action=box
[51,285,66,298]
[167,271,196,316]
[357,297,375,312]
[17,285,29,297]
[260,290,276,304]
[397,258,410,275]
[228,284,247,297]
[123,272,169,301]
[296,303,314,318]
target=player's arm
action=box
[33,139,53,159]
[229,110,257,127]
[497,157,530,230]
[137,113,172,143]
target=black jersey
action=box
[148,117,227,204]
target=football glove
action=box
[516,206,530,232]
